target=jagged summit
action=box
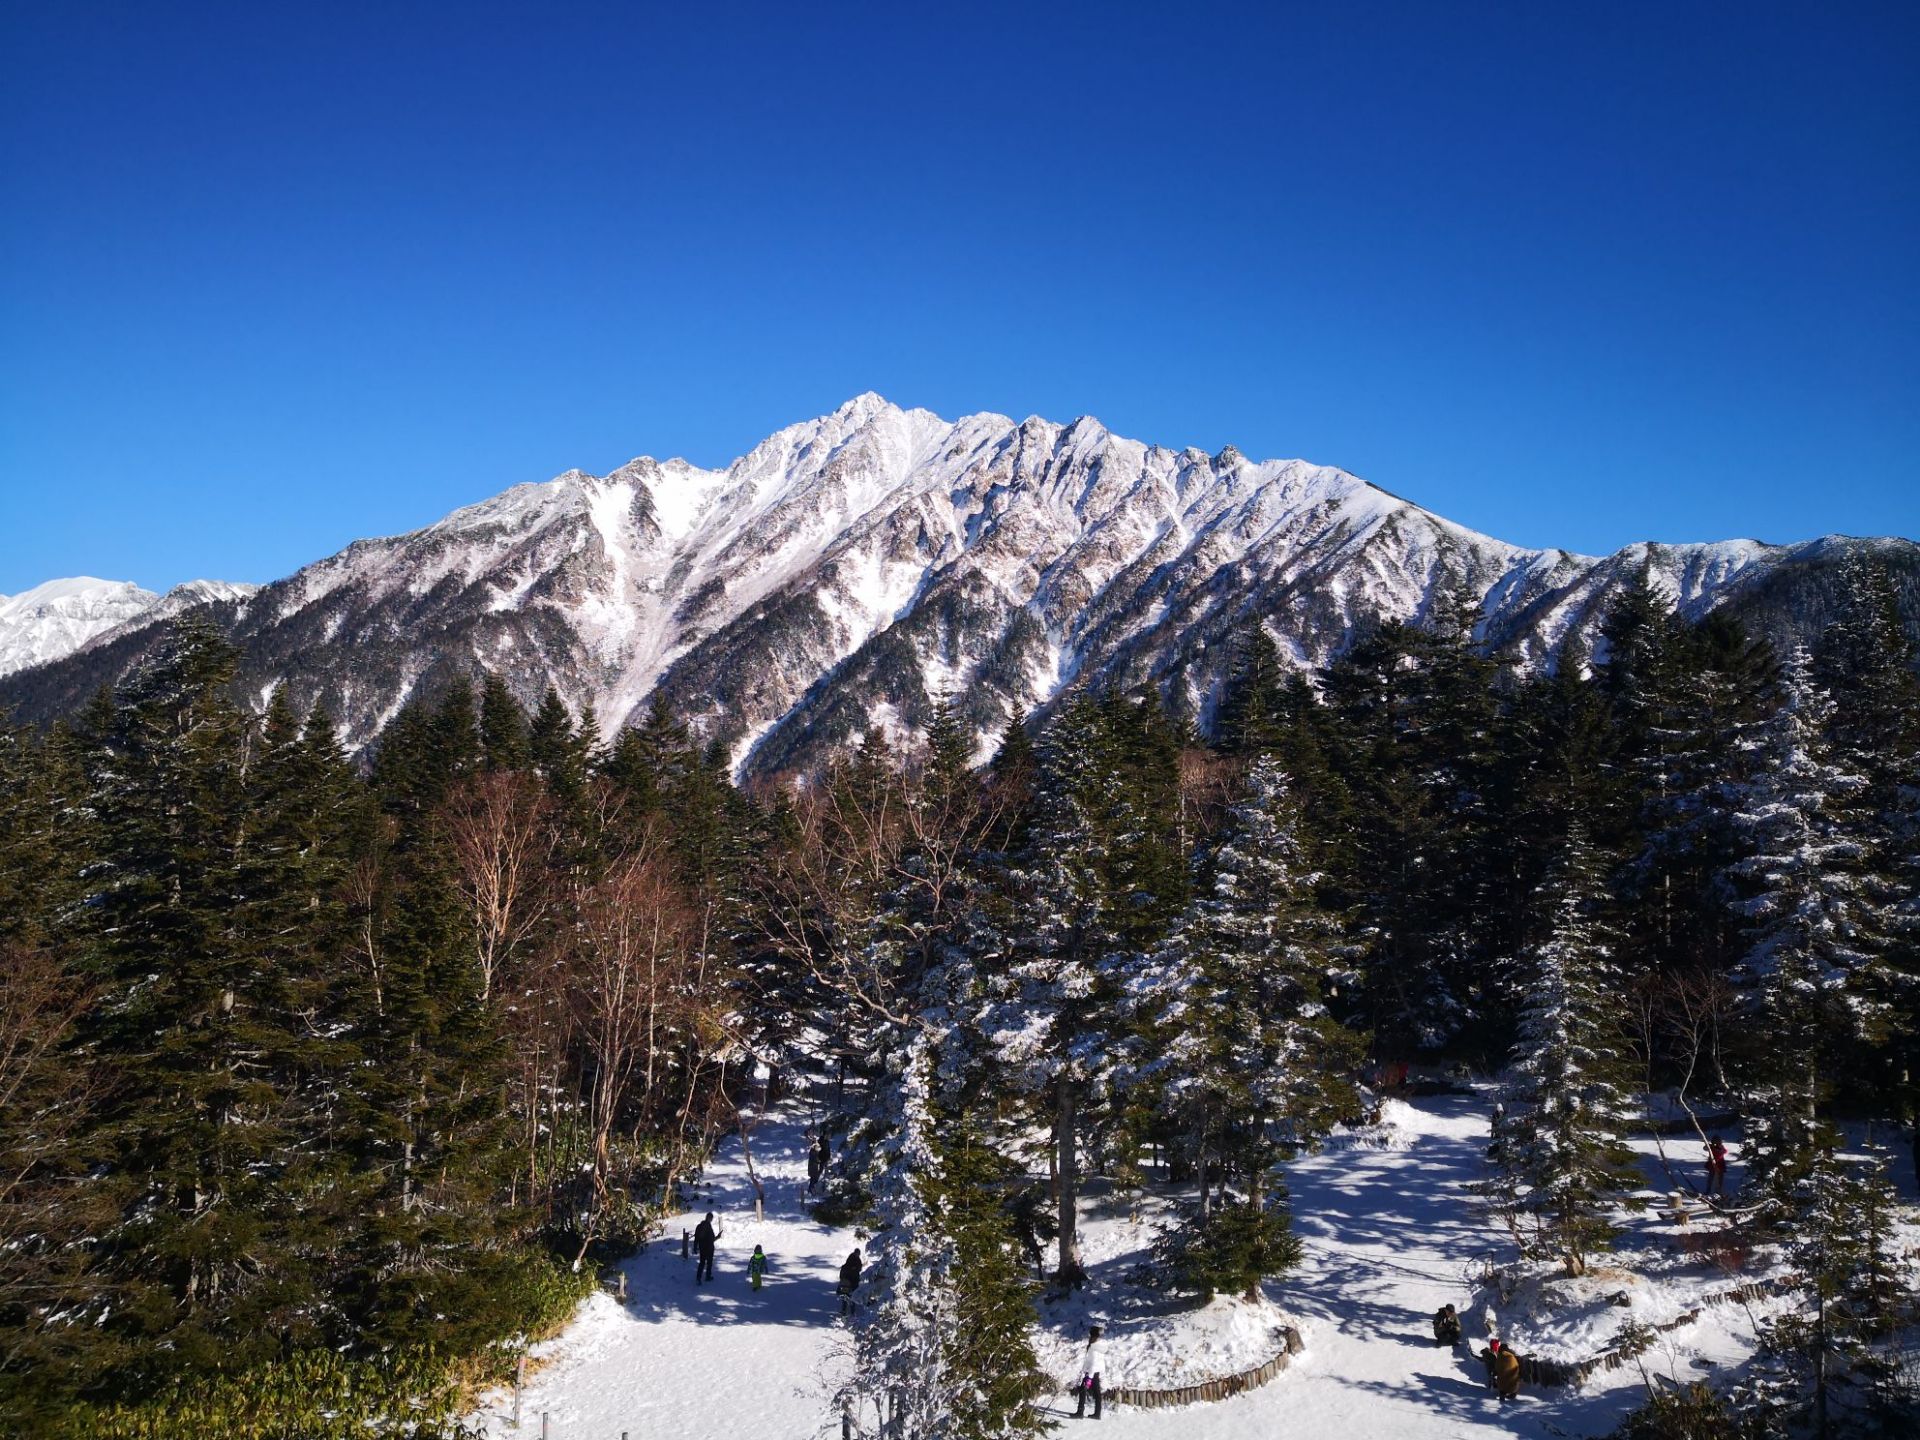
[2,399,1912,774]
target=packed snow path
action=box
[475,1096,1722,1438]
[468,1104,854,1439]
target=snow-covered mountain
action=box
[0,577,258,678]
[2,395,1913,773]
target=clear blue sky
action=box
[2,1,1915,593]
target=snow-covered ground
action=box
[468,1093,1911,1439]
[466,1108,855,1439]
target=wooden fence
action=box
[1066,1325,1306,1411]
[1519,1275,1793,1390]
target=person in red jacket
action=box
[1705,1136,1729,1197]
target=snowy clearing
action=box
[468,1093,1907,1439]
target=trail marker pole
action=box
[512,1353,525,1427]
[540,1412,549,1439]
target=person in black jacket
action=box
[812,1134,832,1193]
[837,1248,863,1315]
[694,1211,720,1284]
[1433,1303,1462,1345]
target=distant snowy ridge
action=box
[0,577,155,678]
[2,395,1913,771]
[0,576,259,679]
[0,577,235,677]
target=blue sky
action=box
[2,1,1915,593]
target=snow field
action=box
[466,1107,853,1439]
[469,1093,1915,1439]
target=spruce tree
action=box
[1815,556,1920,1100]
[1729,649,1890,1196]
[1216,625,1291,757]
[1324,603,1497,1056]
[845,1036,1049,1440]
[1128,756,1361,1296]
[478,673,531,772]
[1495,826,1644,1276]
[72,621,330,1380]
[1738,1138,1912,1439]
[1140,763,1357,1174]
[974,697,1114,1286]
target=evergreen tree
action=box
[478,673,531,772]
[844,1036,1049,1440]
[984,702,1039,854]
[974,698,1115,1286]
[1479,641,1624,1046]
[1128,756,1362,1296]
[1814,556,1920,1099]
[1737,1138,1912,1439]
[70,621,341,1381]
[1626,613,1777,984]
[1323,600,1497,1056]
[1728,649,1891,1195]
[1132,759,1361,1209]
[1494,827,1643,1276]
[527,685,576,787]
[1216,625,1291,757]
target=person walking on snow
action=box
[693,1211,720,1284]
[812,1133,831,1193]
[1073,1323,1105,1419]
[1705,1135,1729,1197]
[749,1244,767,1290]
[837,1248,863,1315]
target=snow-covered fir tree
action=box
[1124,756,1361,1295]
[1815,556,1920,1099]
[1494,825,1643,1276]
[971,698,1118,1287]
[1728,648,1892,1197]
[842,1031,1049,1440]
[1733,1137,1914,1439]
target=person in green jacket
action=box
[749,1245,768,1291]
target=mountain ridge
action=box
[3,396,1915,775]
[0,576,257,678]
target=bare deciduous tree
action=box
[443,770,557,1001]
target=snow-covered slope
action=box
[0,577,159,676]
[2,396,1913,769]
[0,576,259,678]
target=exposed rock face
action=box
[4,395,1914,776]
